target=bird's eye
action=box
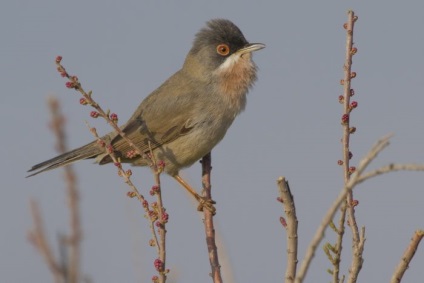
[216,44,230,56]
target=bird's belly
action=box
[155,121,230,176]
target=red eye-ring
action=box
[216,44,230,56]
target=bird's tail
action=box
[27,141,102,177]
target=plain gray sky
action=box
[2,1,424,282]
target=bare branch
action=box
[28,200,64,283]
[357,164,424,185]
[201,153,223,283]
[391,230,424,283]
[48,97,82,283]
[295,134,392,283]
[348,227,366,283]
[277,177,298,283]
[56,57,169,282]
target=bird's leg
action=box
[173,175,216,214]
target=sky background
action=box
[2,1,424,282]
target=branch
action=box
[390,230,424,283]
[339,10,364,283]
[295,134,392,283]
[201,153,223,283]
[55,57,149,161]
[357,164,424,185]
[56,57,168,282]
[277,177,298,283]
[28,97,84,283]
[28,200,64,283]
[48,97,82,283]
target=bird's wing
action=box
[99,70,201,163]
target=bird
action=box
[28,19,265,213]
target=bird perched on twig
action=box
[28,19,265,213]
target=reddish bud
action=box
[341,114,349,124]
[90,111,99,118]
[157,160,165,168]
[149,185,159,196]
[276,197,283,203]
[106,145,114,154]
[338,95,344,104]
[60,72,67,77]
[148,210,158,221]
[351,47,358,55]
[142,200,148,208]
[162,211,169,222]
[348,166,356,174]
[79,98,88,105]
[126,150,137,158]
[280,216,287,228]
[110,113,118,123]
[65,81,74,89]
[55,56,62,63]
[338,160,344,166]
[114,162,122,168]
[351,72,357,78]
[350,89,355,96]
[350,101,358,108]
[154,259,164,272]
[152,275,159,283]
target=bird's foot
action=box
[195,196,216,215]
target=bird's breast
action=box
[213,53,258,113]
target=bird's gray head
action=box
[186,19,265,73]
[183,19,265,110]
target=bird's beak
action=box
[237,43,266,55]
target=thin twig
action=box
[390,230,424,283]
[332,203,346,283]
[339,10,364,283]
[149,141,168,283]
[48,97,82,283]
[295,135,392,283]
[201,153,223,283]
[56,58,149,162]
[28,98,85,283]
[357,164,424,184]
[28,200,64,283]
[57,57,168,282]
[277,177,298,283]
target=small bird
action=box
[28,19,265,213]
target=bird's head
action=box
[183,19,265,109]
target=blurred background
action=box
[1,1,423,282]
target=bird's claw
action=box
[196,196,216,215]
